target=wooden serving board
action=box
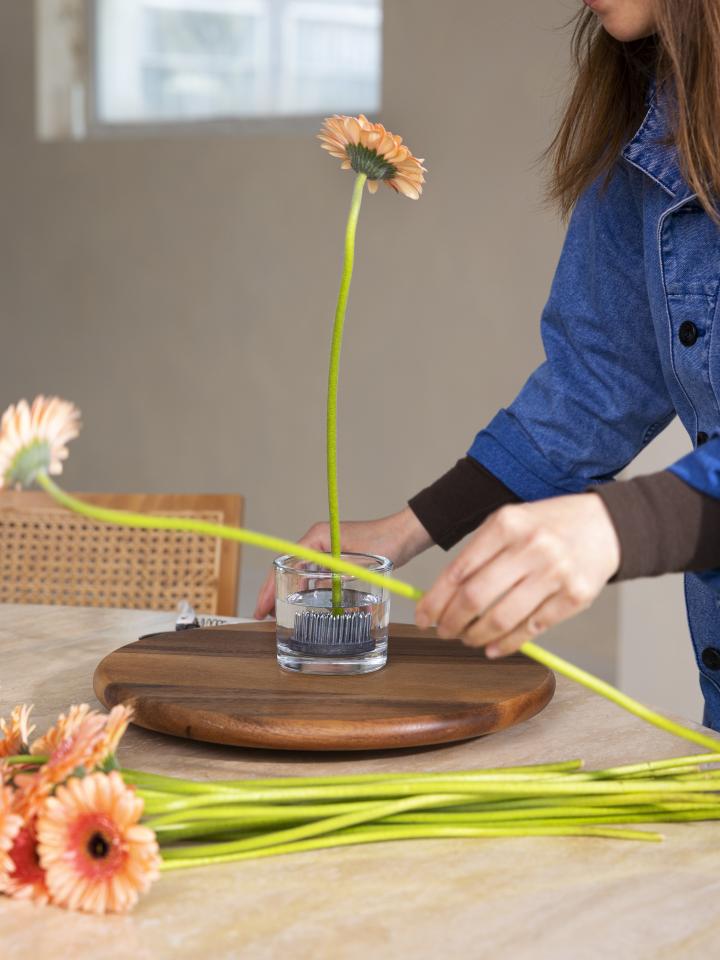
[94,622,556,752]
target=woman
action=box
[257,0,720,729]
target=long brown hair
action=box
[547,1,720,219]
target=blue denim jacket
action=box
[468,88,720,729]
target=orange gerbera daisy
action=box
[15,712,107,818]
[0,395,81,489]
[38,772,160,914]
[319,115,426,199]
[0,770,23,885]
[31,703,91,757]
[0,704,35,758]
[84,705,134,772]
[3,819,49,904]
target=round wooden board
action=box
[94,622,556,752]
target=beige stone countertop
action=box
[2,603,720,960]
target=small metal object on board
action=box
[175,599,244,631]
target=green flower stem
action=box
[159,793,473,860]
[521,640,720,754]
[159,823,661,871]
[150,801,720,841]
[124,760,583,796]
[35,473,420,602]
[384,804,720,825]
[3,755,45,766]
[597,754,720,776]
[35,473,720,755]
[327,171,368,610]
[146,799,398,828]
[126,755,714,798]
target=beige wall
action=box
[1,0,621,680]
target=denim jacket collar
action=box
[621,85,695,201]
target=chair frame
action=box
[0,490,243,616]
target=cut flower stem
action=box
[326,171,367,610]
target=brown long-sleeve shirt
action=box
[408,457,720,580]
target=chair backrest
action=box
[0,491,243,616]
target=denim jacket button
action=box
[697,432,709,446]
[702,647,720,670]
[679,321,699,347]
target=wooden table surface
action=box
[2,603,720,960]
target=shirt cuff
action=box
[408,456,520,551]
[592,471,720,580]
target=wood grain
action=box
[94,621,556,751]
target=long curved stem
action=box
[35,472,720,755]
[36,472,419,601]
[327,171,367,608]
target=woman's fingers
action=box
[434,545,533,640]
[417,506,524,628]
[484,587,591,659]
[460,573,559,651]
[253,570,277,619]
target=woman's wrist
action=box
[387,506,434,566]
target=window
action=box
[93,0,383,127]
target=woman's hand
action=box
[415,494,620,657]
[253,506,433,619]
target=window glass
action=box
[95,0,382,124]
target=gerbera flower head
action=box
[0,704,35,758]
[15,712,108,818]
[2,819,49,904]
[0,395,81,489]
[319,115,426,199]
[31,703,91,757]
[38,772,160,914]
[0,769,23,884]
[79,705,134,773]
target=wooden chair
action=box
[0,491,243,616]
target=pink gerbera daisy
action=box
[37,772,160,914]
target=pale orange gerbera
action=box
[319,115,426,199]
[0,704,35,758]
[0,770,23,886]
[2,819,49,904]
[15,712,108,818]
[0,395,81,489]
[84,705,134,772]
[31,703,91,757]
[37,772,160,914]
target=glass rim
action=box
[273,551,393,576]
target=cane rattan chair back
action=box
[0,491,243,616]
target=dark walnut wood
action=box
[94,622,556,751]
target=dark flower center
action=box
[87,831,110,859]
[345,144,397,181]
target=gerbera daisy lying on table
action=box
[0,703,160,913]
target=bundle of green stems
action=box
[118,753,720,869]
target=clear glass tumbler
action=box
[274,552,392,674]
